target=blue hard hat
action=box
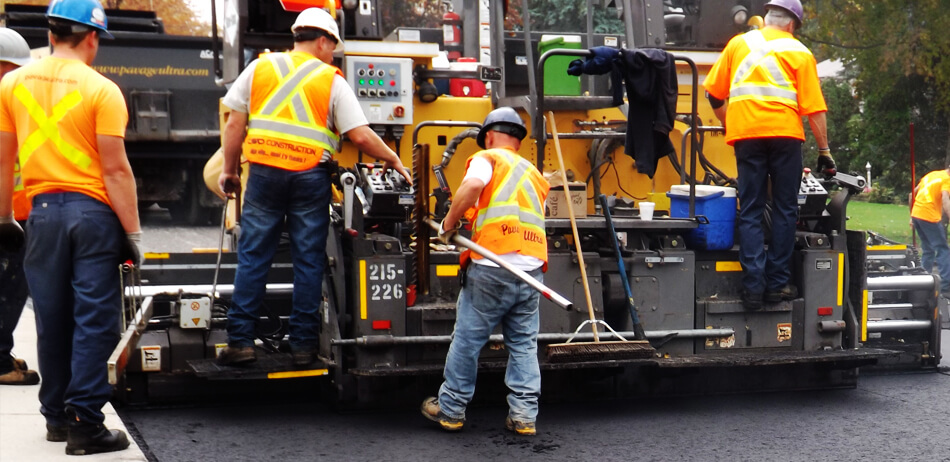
[476,107,527,148]
[47,0,114,39]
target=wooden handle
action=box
[547,111,599,342]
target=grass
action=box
[844,200,912,244]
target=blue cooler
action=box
[666,185,737,250]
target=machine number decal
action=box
[777,323,792,342]
[368,263,404,301]
[815,259,832,270]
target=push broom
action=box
[544,112,655,362]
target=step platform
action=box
[188,353,331,380]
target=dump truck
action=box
[3,4,227,224]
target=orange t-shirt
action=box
[0,56,128,207]
[703,28,827,146]
[911,170,950,223]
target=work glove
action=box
[437,219,459,245]
[121,231,144,267]
[0,215,24,253]
[816,149,837,177]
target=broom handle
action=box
[547,112,599,342]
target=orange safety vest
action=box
[703,28,826,146]
[460,147,550,268]
[244,51,342,171]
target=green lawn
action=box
[844,200,913,244]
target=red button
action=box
[390,80,396,86]
[368,63,374,69]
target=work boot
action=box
[0,361,39,385]
[505,417,536,436]
[291,347,316,367]
[764,284,799,303]
[216,346,256,366]
[47,423,68,442]
[65,408,130,456]
[420,397,464,432]
[741,290,763,311]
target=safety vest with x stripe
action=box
[461,147,550,268]
[728,29,811,109]
[245,52,342,171]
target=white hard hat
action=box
[0,28,32,67]
[291,8,343,52]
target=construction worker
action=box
[0,28,39,387]
[0,0,139,455]
[910,167,950,298]
[216,7,411,367]
[702,0,834,310]
[421,107,549,436]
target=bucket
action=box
[538,35,582,96]
[667,185,737,250]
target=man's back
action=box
[0,56,127,205]
[913,169,950,222]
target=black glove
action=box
[120,231,143,266]
[0,215,24,253]
[437,219,459,245]
[816,149,837,176]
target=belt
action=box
[32,191,98,205]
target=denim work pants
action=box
[735,137,803,295]
[0,227,29,373]
[25,193,123,425]
[913,217,950,292]
[227,163,331,350]
[438,264,543,423]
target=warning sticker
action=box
[777,323,792,342]
[141,345,161,372]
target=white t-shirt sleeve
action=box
[463,155,493,185]
[330,75,369,135]
[221,59,259,113]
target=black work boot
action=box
[65,408,130,456]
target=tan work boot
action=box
[420,397,464,432]
[505,417,536,436]
[216,346,256,366]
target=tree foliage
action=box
[7,0,209,36]
[803,0,950,196]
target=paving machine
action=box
[100,0,940,405]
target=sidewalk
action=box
[0,301,147,461]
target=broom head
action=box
[546,340,655,363]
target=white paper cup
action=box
[639,201,655,220]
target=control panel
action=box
[798,169,828,218]
[358,163,414,219]
[344,56,413,125]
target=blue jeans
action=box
[438,264,542,423]
[735,137,803,294]
[913,217,950,292]
[25,193,123,425]
[0,225,29,374]
[227,163,331,350]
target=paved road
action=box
[121,362,950,461]
[131,219,950,461]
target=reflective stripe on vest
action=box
[474,149,546,233]
[246,54,340,168]
[729,30,811,107]
[13,84,90,171]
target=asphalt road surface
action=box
[133,216,950,462]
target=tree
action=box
[803,0,950,197]
[7,0,209,36]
